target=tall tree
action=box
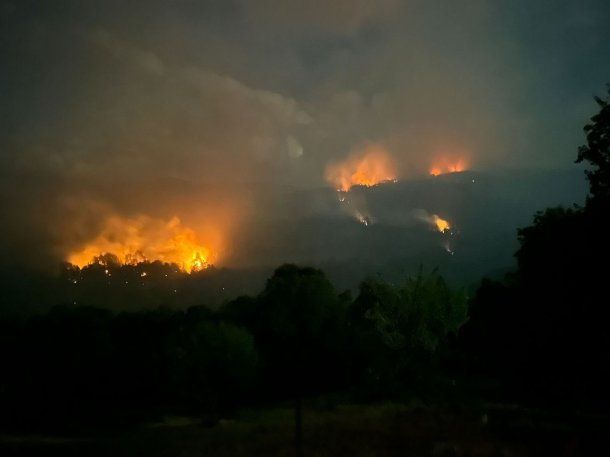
[461,85,610,407]
[256,264,347,457]
[576,85,610,205]
[349,268,467,394]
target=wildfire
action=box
[429,158,468,176]
[325,144,397,192]
[413,209,452,233]
[68,215,213,273]
[431,214,451,233]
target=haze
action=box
[1,0,608,278]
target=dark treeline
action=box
[461,87,610,410]
[0,259,273,316]
[1,87,610,434]
[0,265,466,432]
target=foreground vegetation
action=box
[0,265,467,431]
[2,401,609,457]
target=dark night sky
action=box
[0,0,608,270]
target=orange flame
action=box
[431,214,451,233]
[413,209,452,233]
[325,144,397,192]
[68,215,214,273]
[429,158,468,176]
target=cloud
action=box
[83,29,312,181]
[0,0,607,270]
[89,29,167,76]
[239,0,401,35]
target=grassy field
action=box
[1,401,607,456]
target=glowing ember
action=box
[355,211,371,227]
[325,144,397,192]
[68,215,213,273]
[443,240,455,255]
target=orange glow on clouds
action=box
[68,215,215,273]
[325,144,397,192]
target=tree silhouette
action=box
[349,268,467,395]
[576,85,610,206]
[255,264,347,456]
[461,85,610,407]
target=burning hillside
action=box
[429,157,468,176]
[68,215,214,273]
[325,144,397,192]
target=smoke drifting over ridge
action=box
[0,1,608,271]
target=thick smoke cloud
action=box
[0,0,608,270]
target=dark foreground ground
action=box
[1,402,608,456]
